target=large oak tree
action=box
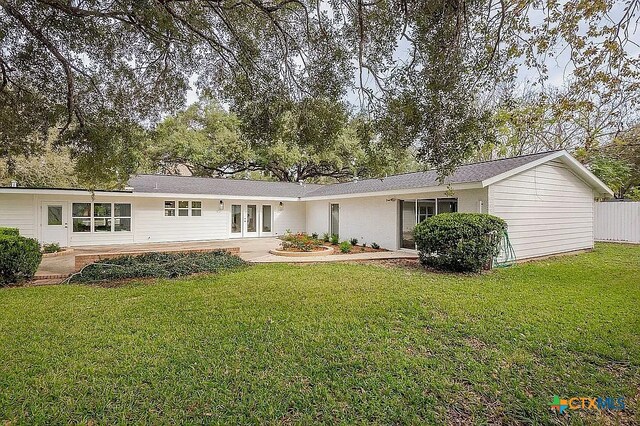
[1,0,638,185]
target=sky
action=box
[185,3,640,107]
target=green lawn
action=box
[1,243,638,424]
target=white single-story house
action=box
[0,150,613,260]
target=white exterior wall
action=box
[305,188,488,250]
[134,198,228,243]
[36,194,136,246]
[488,160,595,260]
[0,194,37,238]
[273,201,306,235]
[0,194,307,246]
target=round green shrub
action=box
[0,234,43,285]
[339,241,352,253]
[414,213,506,272]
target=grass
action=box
[0,243,638,424]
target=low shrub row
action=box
[0,227,42,286]
[70,251,247,283]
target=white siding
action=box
[488,160,594,260]
[0,194,36,238]
[38,194,136,246]
[273,201,306,235]
[305,188,488,250]
[594,202,640,243]
[133,198,229,243]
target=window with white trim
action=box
[191,201,202,216]
[164,201,176,216]
[71,202,132,233]
[114,203,132,232]
[72,203,91,232]
[164,200,202,217]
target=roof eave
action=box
[0,188,134,196]
[131,192,301,201]
[300,182,483,201]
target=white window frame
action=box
[114,203,132,232]
[164,200,203,217]
[71,202,132,233]
[191,201,202,216]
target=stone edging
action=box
[269,246,334,257]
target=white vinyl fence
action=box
[594,202,640,243]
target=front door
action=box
[41,202,68,246]
[230,204,264,238]
[244,204,258,237]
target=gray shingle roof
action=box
[128,174,321,198]
[304,151,556,197]
[128,151,558,198]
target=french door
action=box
[230,203,272,238]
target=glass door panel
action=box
[400,200,416,249]
[245,204,258,236]
[262,205,272,233]
[231,205,242,235]
[330,204,339,238]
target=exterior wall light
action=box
[279,202,284,211]
[219,200,225,210]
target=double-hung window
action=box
[164,200,202,217]
[164,201,176,216]
[114,204,132,231]
[72,203,91,232]
[178,201,190,216]
[71,202,132,233]
[93,203,112,232]
[191,201,202,216]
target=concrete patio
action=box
[35,238,418,280]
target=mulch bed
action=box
[328,244,387,255]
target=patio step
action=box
[33,273,70,280]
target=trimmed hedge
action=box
[0,234,42,286]
[0,227,20,236]
[414,213,506,272]
[70,251,247,283]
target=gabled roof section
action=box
[127,174,320,199]
[480,150,613,196]
[302,151,558,198]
